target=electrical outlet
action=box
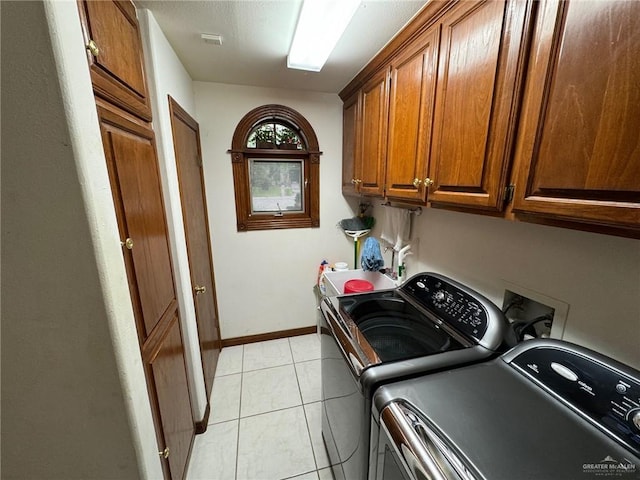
[501,281,570,341]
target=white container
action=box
[334,261,348,271]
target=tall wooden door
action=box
[169,97,221,402]
[98,102,194,480]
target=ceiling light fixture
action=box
[287,0,362,72]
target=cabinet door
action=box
[149,314,194,480]
[99,104,194,479]
[78,0,152,121]
[357,68,389,197]
[385,27,440,203]
[427,0,529,210]
[342,91,361,196]
[100,106,177,340]
[512,0,640,231]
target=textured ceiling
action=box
[135,0,427,93]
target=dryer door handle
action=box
[381,402,473,480]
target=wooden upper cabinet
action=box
[385,26,440,203]
[512,0,640,231]
[427,0,530,210]
[78,0,152,121]
[357,68,390,197]
[342,91,361,196]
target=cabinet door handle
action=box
[424,178,434,187]
[413,178,423,188]
[87,39,100,57]
[195,285,207,295]
[121,238,134,250]
[158,447,170,459]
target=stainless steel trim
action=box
[380,401,476,480]
[321,296,377,377]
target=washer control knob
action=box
[434,291,445,302]
[628,408,640,432]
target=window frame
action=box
[228,104,321,231]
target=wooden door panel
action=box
[79,0,151,120]
[513,0,640,229]
[358,69,389,196]
[527,1,640,195]
[428,0,528,210]
[150,314,194,480]
[110,132,175,336]
[386,27,439,202]
[342,91,360,195]
[99,108,176,338]
[170,98,221,399]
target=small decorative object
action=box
[277,128,301,149]
[253,127,276,148]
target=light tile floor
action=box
[187,334,333,480]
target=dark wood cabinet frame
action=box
[228,104,321,231]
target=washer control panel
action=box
[400,273,489,340]
[511,346,640,456]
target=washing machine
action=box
[319,272,516,480]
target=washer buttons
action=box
[615,383,628,394]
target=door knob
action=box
[121,238,134,250]
[195,285,207,295]
[158,447,170,459]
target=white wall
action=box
[2,1,162,478]
[137,8,208,423]
[193,83,355,339]
[371,205,640,369]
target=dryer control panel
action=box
[510,345,640,457]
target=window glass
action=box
[249,159,304,213]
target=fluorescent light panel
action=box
[288,0,361,72]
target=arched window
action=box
[228,104,321,231]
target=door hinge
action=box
[504,184,515,205]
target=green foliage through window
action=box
[247,122,304,150]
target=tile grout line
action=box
[234,344,244,480]
[289,337,306,407]
[291,337,321,474]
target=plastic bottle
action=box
[317,260,329,288]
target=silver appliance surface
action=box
[371,339,640,480]
[320,272,512,480]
